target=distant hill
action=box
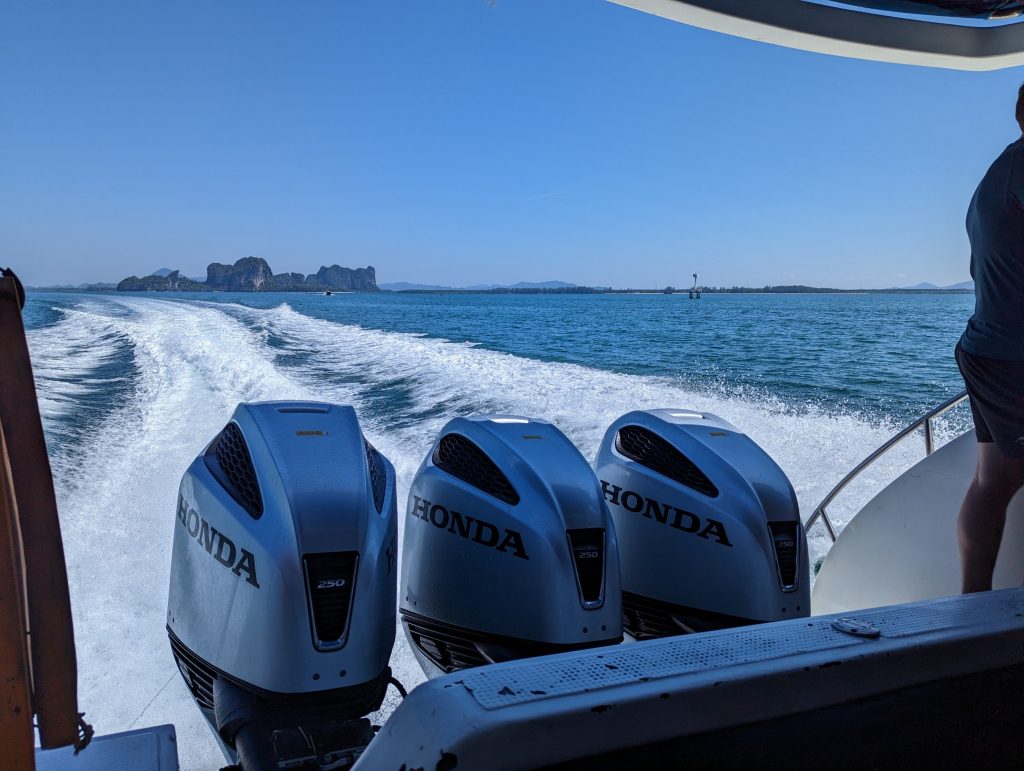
[117,270,207,292]
[897,280,973,291]
[379,282,453,291]
[509,280,576,289]
[381,279,578,291]
[681,284,975,295]
[27,281,118,291]
[117,257,379,292]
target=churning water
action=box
[24,290,973,768]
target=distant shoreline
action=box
[391,286,973,296]
[27,285,973,296]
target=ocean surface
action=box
[24,290,974,768]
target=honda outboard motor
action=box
[595,409,809,638]
[167,402,398,769]
[400,415,622,677]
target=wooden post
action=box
[0,275,82,749]
[0,424,34,769]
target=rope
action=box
[388,676,408,699]
[74,713,94,755]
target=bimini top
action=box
[610,0,1024,70]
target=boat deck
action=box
[357,588,1024,768]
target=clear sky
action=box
[3,0,1024,289]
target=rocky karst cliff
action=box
[309,264,377,291]
[205,257,275,291]
[118,257,378,292]
[115,270,208,292]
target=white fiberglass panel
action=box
[813,429,1024,614]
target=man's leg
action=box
[958,441,1024,594]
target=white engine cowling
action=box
[595,409,809,636]
[400,415,623,677]
[167,401,397,768]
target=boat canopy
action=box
[847,1,1023,19]
[609,0,1024,69]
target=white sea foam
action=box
[33,296,962,769]
[27,303,130,428]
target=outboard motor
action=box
[400,415,622,677]
[167,402,398,770]
[595,409,809,638]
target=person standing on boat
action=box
[955,84,1024,594]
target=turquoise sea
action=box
[23,289,975,768]
[26,290,972,435]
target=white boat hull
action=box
[813,430,1024,615]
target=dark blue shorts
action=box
[955,341,1024,458]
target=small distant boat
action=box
[325,290,333,296]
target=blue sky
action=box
[3,0,1023,289]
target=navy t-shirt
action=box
[960,137,1024,361]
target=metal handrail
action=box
[804,390,969,543]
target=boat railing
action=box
[804,390,969,543]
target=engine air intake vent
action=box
[432,433,520,505]
[304,552,358,650]
[615,425,719,498]
[364,439,388,513]
[769,522,799,590]
[622,592,756,639]
[568,529,605,607]
[204,422,263,518]
[403,614,491,673]
[169,634,216,711]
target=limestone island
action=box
[117,257,378,292]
